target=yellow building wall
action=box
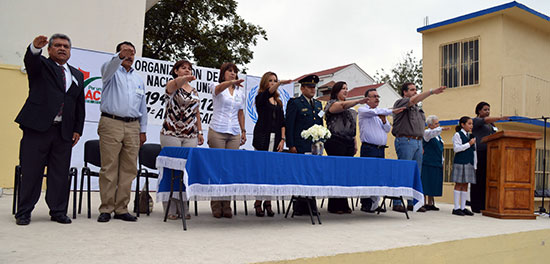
[421,15,505,120]
[502,14,550,79]
[0,65,28,187]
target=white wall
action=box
[376,83,401,109]
[331,64,375,89]
[0,0,148,66]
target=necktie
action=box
[310,99,314,108]
[54,66,65,122]
[59,65,66,90]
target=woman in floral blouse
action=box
[160,59,203,220]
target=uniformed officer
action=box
[285,74,323,216]
[285,74,324,154]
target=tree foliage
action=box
[143,0,267,71]
[374,50,423,92]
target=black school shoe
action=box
[462,208,474,216]
[452,209,465,216]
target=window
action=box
[440,38,479,88]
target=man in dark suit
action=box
[14,34,85,225]
[285,74,323,215]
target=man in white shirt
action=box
[357,88,404,212]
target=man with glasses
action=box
[285,74,323,215]
[358,88,404,212]
[391,82,445,213]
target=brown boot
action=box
[221,200,232,218]
[211,201,222,218]
[254,200,265,217]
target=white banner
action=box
[65,47,294,190]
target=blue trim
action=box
[417,1,550,33]
[438,116,550,128]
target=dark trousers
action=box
[360,143,385,208]
[324,136,354,213]
[470,150,487,212]
[15,125,72,219]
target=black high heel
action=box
[254,201,265,217]
[264,201,274,217]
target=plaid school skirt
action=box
[451,163,476,184]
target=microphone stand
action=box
[508,116,548,215]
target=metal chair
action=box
[13,165,78,218]
[79,140,101,218]
[136,143,162,216]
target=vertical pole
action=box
[540,117,547,214]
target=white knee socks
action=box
[460,191,468,210]
[454,190,461,210]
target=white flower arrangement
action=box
[301,124,331,143]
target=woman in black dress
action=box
[252,71,291,217]
[471,102,508,213]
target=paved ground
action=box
[1,190,549,263]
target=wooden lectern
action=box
[482,130,542,219]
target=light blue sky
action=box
[237,0,550,81]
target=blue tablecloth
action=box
[156,147,424,210]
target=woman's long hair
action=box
[219,62,239,83]
[259,72,282,106]
[330,81,347,100]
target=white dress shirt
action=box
[209,83,245,135]
[100,53,148,132]
[358,105,392,146]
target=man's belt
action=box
[101,113,139,122]
[362,142,388,149]
[398,135,422,140]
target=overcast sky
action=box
[236,0,550,80]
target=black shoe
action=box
[427,205,440,211]
[16,217,31,225]
[472,209,481,214]
[462,209,474,216]
[393,205,407,213]
[360,207,375,213]
[416,206,427,212]
[50,215,72,224]
[114,213,137,222]
[97,213,111,223]
[452,209,465,216]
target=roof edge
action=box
[417,1,550,33]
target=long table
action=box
[156,147,424,211]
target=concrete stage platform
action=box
[1,190,548,263]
